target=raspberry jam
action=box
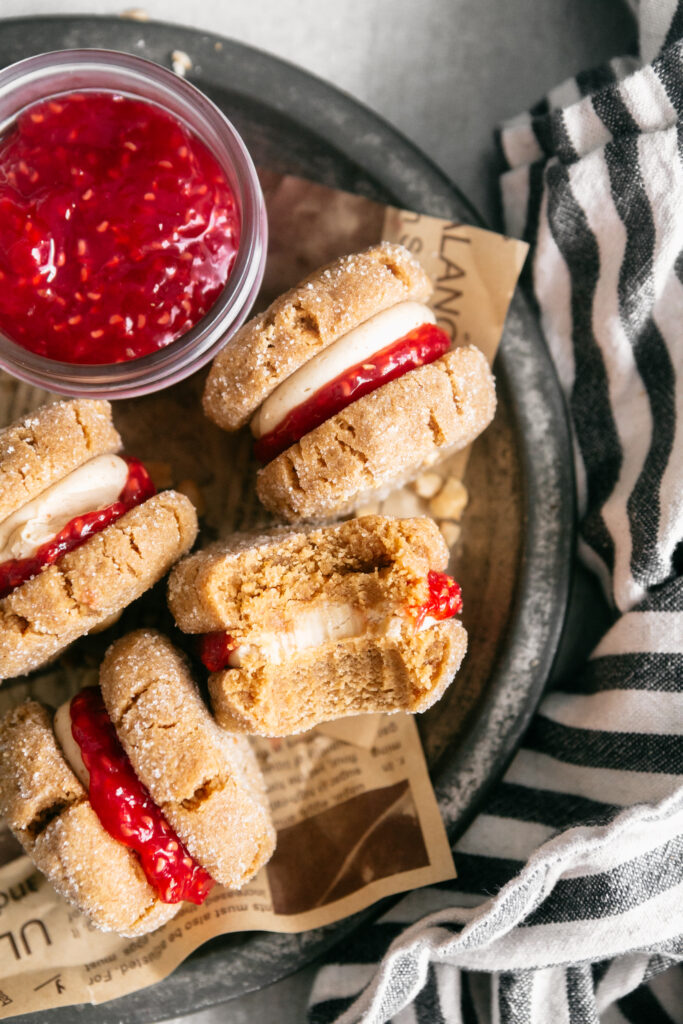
[414,570,463,629]
[0,456,155,599]
[70,687,214,905]
[198,632,236,672]
[0,91,240,364]
[254,322,451,463]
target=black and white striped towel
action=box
[308,2,683,1022]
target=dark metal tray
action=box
[0,15,573,1023]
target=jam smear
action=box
[0,456,155,599]
[254,322,451,463]
[198,632,236,672]
[70,687,214,905]
[0,91,240,363]
[414,570,463,629]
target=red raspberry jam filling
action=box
[70,687,214,905]
[254,321,451,463]
[0,90,240,364]
[198,632,236,672]
[414,570,463,629]
[0,455,155,599]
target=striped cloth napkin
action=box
[307,2,683,1022]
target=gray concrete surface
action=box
[1,2,636,1020]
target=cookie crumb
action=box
[439,520,461,547]
[171,50,193,77]
[120,7,149,20]
[413,472,442,499]
[380,488,425,519]
[429,478,468,521]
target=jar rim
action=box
[0,49,267,398]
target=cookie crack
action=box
[378,251,409,286]
[336,437,368,465]
[60,569,76,603]
[16,427,38,454]
[163,500,184,544]
[127,530,143,561]
[335,426,372,473]
[24,794,85,843]
[101,526,143,582]
[242,829,274,882]
[128,896,171,933]
[427,410,446,446]
[445,366,464,416]
[72,403,93,452]
[4,609,31,635]
[291,299,321,340]
[175,774,226,812]
[280,453,305,496]
[53,560,108,621]
[117,679,154,725]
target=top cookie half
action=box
[203,242,432,431]
[0,400,120,523]
[0,399,198,681]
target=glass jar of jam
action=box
[0,49,267,397]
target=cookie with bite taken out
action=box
[168,515,468,736]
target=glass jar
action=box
[0,49,267,398]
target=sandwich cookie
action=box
[0,630,276,935]
[168,515,468,736]
[0,399,198,681]
[203,242,496,520]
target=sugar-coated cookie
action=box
[0,701,178,936]
[0,399,198,681]
[257,345,495,520]
[0,630,275,936]
[99,630,276,889]
[202,243,495,521]
[168,516,467,736]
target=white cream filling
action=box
[227,603,369,667]
[0,454,129,563]
[251,301,437,439]
[226,600,441,668]
[54,700,90,789]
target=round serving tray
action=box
[0,15,574,1023]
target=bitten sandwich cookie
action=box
[0,399,198,681]
[0,629,275,935]
[203,242,496,520]
[168,515,468,736]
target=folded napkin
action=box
[308,3,683,1022]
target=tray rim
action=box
[0,14,575,1022]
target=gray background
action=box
[0,2,636,1021]
[1,0,637,228]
